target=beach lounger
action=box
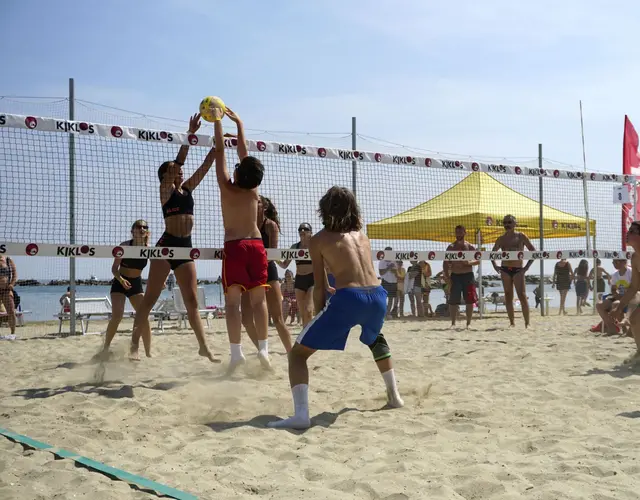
[56,297,112,335]
[172,287,213,329]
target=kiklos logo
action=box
[25,117,37,129]
[188,134,198,145]
[26,243,39,255]
[471,162,480,171]
[111,126,123,138]
[374,153,382,162]
[376,251,385,260]
[428,251,436,260]
[256,141,267,152]
[190,248,201,259]
[112,246,124,258]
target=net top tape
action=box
[0,242,632,262]
[0,112,633,183]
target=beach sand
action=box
[1,312,640,499]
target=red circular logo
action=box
[376,251,385,260]
[553,170,560,178]
[406,156,412,163]
[230,138,238,146]
[539,168,545,175]
[515,166,522,174]
[188,134,198,145]
[190,248,201,259]
[626,251,632,260]
[257,141,266,152]
[457,251,464,258]
[374,153,382,162]
[79,122,89,131]
[26,243,39,256]
[624,175,630,183]
[556,251,563,259]
[296,145,303,152]
[409,251,417,260]
[543,252,549,258]
[590,173,596,180]
[471,162,479,171]
[111,126,123,138]
[298,250,306,258]
[80,245,90,254]
[612,251,619,258]
[112,246,124,258]
[502,251,508,259]
[592,250,598,258]
[317,147,326,158]
[517,252,524,260]
[474,252,482,260]
[160,131,168,140]
[578,250,584,256]
[25,117,37,129]
[455,161,461,167]
[425,158,432,167]
[428,251,436,260]
[161,248,170,256]
[551,220,558,229]
[354,151,360,158]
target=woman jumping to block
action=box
[130,113,217,362]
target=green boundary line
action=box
[0,428,198,500]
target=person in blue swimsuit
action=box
[130,113,217,362]
[268,186,404,430]
[95,220,150,359]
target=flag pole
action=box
[579,101,595,314]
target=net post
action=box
[351,116,357,198]
[538,144,545,317]
[476,229,483,319]
[579,100,594,314]
[68,77,77,336]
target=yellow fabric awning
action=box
[367,172,596,243]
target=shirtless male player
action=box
[268,186,404,430]
[215,108,271,372]
[443,225,478,328]
[491,214,535,328]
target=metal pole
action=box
[351,117,357,198]
[69,78,77,336]
[538,144,545,316]
[579,101,594,314]
[477,229,483,319]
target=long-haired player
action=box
[95,220,150,359]
[130,113,217,362]
[242,196,294,353]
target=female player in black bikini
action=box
[242,196,293,352]
[95,220,150,359]
[130,113,217,362]
[279,222,315,326]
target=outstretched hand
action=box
[188,113,202,134]
[225,107,241,124]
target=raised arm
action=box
[309,237,327,313]
[214,117,231,188]
[174,113,201,166]
[225,107,248,160]
[183,145,216,192]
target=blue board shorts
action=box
[297,285,387,350]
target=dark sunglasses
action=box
[503,220,515,226]
[136,225,149,230]
[298,227,311,232]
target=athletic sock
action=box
[382,369,398,394]
[258,339,269,356]
[230,343,244,360]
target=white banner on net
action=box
[0,112,635,183]
[0,242,632,262]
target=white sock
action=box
[292,384,309,419]
[230,343,244,360]
[382,369,398,393]
[258,339,269,355]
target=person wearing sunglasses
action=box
[491,215,535,328]
[611,221,640,365]
[279,222,315,326]
[130,113,216,362]
[95,220,151,359]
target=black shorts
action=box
[381,280,397,298]
[448,272,476,305]
[295,272,314,292]
[157,232,192,271]
[267,261,279,283]
[111,276,144,298]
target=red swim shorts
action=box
[222,238,269,293]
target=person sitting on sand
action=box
[268,186,404,430]
[594,259,631,334]
[610,222,640,364]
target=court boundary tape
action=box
[0,427,198,499]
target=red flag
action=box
[622,115,640,249]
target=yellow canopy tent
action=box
[367,172,596,243]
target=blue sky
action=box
[2,0,639,280]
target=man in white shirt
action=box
[595,259,631,334]
[379,247,398,318]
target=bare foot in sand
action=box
[623,350,640,365]
[129,343,141,361]
[199,345,221,363]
